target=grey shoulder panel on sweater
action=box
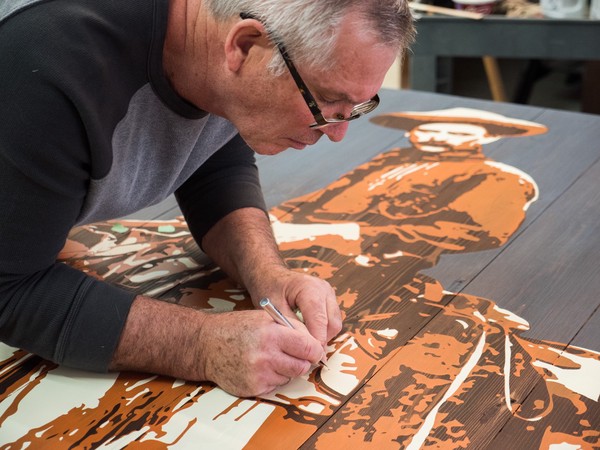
[0,0,45,22]
[76,84,238,224]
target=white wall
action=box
[382,56,403,90]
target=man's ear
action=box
[224,18,271,73]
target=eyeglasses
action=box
[240,13,380,129]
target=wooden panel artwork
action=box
[0,107,598,449]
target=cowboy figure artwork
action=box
[1,109,598,449]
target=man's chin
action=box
[246,140,291,156]
[253,145,289,156]
[236,133,278,155]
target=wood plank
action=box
[572,307,600,352]
[304,267,599,448]
[486,342,600,449]
[486,262,600,449]
[287,96,600,448]
[455,157,600,344]
[425,106,600,295]
[409,2,485,19]
[302,289,597,449]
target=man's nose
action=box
[321,121,350,142]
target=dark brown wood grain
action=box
[486,342,600,449]
[4,89,598,448]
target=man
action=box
[0,0,415,397]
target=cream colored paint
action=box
[270,216,360,243]
[208,297,237,311]
[260,336,363,413]
[504,335,514,412]
[533,347,600,402]
[492,305,531,330]
[101,389,276,450]
[129,270,171,283]
[0,365,118,445]
[354,255,371,267]
[549,443,586,450]
[407,332,488,450]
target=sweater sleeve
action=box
[0,5,136,371]
[0,101,136,372]
[175,133,268,244]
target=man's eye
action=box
[319,96,338,105]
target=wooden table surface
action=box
[1,89,598,449]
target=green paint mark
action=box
[158,225,176,233]
[111,223,129,233]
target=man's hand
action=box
[110,296,325,397]
[199,309,324,397]
[254,266,342,348]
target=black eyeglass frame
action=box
[240,12,380,129]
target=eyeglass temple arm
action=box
[276,43,325,120]
[239,12,325,121]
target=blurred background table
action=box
[408,14,600,113]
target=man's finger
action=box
[325,291,343,341]
[303,305,329,346]
[277,326,324,367]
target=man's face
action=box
[410,123,491,152]
[233,16,397,155]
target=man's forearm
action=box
[200,207,287,303]
[109,208,281,377]
[200,206,342,346]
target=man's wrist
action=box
[109,295,209,381]
[245,263,290,308]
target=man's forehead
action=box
[306,27,396,105]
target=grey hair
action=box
[204,0,415,76]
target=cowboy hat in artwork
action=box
[371,107,548,137]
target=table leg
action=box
[482,56,507,102]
